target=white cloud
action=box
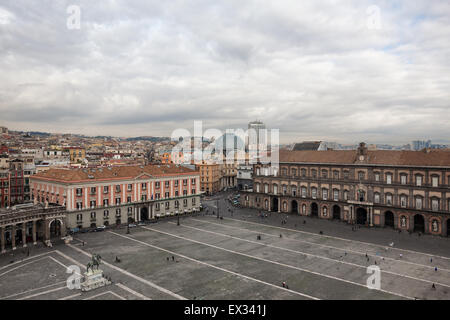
[0,0,449,144]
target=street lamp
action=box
[216,199,219,219]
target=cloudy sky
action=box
[0,0,449,144]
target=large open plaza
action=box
[1,192,449,300]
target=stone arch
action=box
[291,200,298,214]
[332,205,341,220]
[310,202,318,218]
[413,214,425,233]
[384,211,394,228]
[356,207,367,225]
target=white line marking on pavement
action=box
[66,243,186,300]
[0,281,66,300]
[188,219,450,287]
[109,230,318,300]
[0,256,49,278]
[226,217,450,261]
[83,291,125,300]
[116,283,151,300]
[58,293,82,300]
[0,251,53,271]
[144,225,413,300]
[54,250,86,270]
[17,286,66,300]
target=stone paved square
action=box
[1,195,450,300]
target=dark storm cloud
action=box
[0,0,449,143]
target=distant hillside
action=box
[126,136,170,142]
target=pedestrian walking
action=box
[282,281,286,288]
[430,258,433,263]
[435,267,438,272]
[172,256,175,261]
[432,283,436,289]
[399,253,403,258]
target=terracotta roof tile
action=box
[279,149,450,167]
[31,164,199,183]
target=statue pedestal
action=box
[80,269,111,292]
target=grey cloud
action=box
[0,0,449,144]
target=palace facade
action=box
[241,143,450,236]
[30,164,201,230]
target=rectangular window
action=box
[165,181,170,188]
[415,197,422,210]
[400,175,407,185]
[127,184,133,191]
[333,190,339,201]
[432,176,439,187]
[127,196,132,203]
[76,188,82,196]
[416,176,422,186]
[374,193,380,203]
[386,194,392,205]
[400,196,407,208]
[90,187,96,194]
[115,185,121,193]
[312,188,317,198]
[386,174,392,185]
[301,187,306,198]
[431,199,439,211]
[155,182,160,189]
[322,189,328,200]
[374,173,380,182]
[103,199,109,206]
[103,186,109,194]
[141,183,147,190]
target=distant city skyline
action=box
[2,124,449,148]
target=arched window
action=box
[322,188,328,200]
[333,189,339,201]
[385,193,393,205]
[400,195,408,208]
[431,197,440,211]
[374,193,380,204]
[415,196,423,209]
[292,186,297,197]
[301,187,307,197]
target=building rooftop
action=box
[31,164,199,183]
[279,149,450,167]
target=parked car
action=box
[128,223,137,228]
[94,225,106,232]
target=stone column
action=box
[138,207,141,222]
[44,220,50,242]
[32,220,37,245]
[11,225,16,250]
[278,198,280,213]
[22,223,27,248]
[60,220,66,237]
[369,207,374,227]
[1,227,5,253]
